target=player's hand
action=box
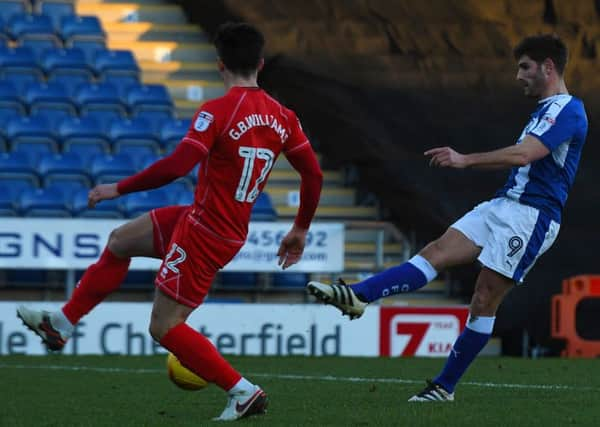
[88,183,120,208]
[425,147,468,168]
[277,225,307,270]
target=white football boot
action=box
[408,380,455,402]
[16,305,67,351]
[307,279,368,320]
[213,385,268,421]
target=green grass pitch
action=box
[1,355,599,426]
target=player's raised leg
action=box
[150,290,267,421]
[409,267,513,401]
[17,212,157,350]
[308,228,480,318]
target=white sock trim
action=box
[50,310,74,338]
[408,255,438,282]
[466,314,495,334]
[228,377,254,394]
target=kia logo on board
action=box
[379,307,469,357]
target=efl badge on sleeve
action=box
[194,111,214,132]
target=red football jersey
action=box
[181,86,310,243]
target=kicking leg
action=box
[409,267,513,401]
[308,228,481,318]
[62,212,157,323]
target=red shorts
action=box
[150,206,244,308]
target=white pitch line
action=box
[0,363,598,392]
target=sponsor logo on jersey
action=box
[194,111,214,132]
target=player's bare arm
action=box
[425,135,550,170]
[277,225,307,269]
[88,183,120,208]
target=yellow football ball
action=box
[166,352,209,391]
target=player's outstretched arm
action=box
[277,146,323,269]
[425,135,550,170]
[116,142,207,196]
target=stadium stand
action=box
[0,0,412,303]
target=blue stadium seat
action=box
[100,73,139,101]
[46,71,90,96]
[0,183,18,216]
[20,36,62,61]
[115,143,160,160]
[0,46,37,67]
[108,117,160,145]
[80,110,123,133]
[126,84,173,114]
[66,38,105,64]
[37,152,90,186]
[0,68,42,92]
[176,190,193,206]
[60,15,104,44]
[134,110,175,134]
[0,0,28,23]
[0,79,26,116]
[0,176,38,201]
[11,140,57,163]
[33,105,75,124]
[251,192,277,221]
[90,152,136,184]
[35,0,75,31]
[133,152,160,170]
[161,179,193,205]
[6,114,58,148]
[160,118,191,149]
[0,108,22,149]
[219,272,257,289]
[0,46,43,92]
[18,186,70,217]
[63,140,107,166]
[94,49,139,79]
[75,81,126,117]
[41,47,92,79]
[24,81,76,116]
[71,187,122,218]
[59,115,110,149]
[121,189,170,218]
[271,273,310,289]
[46,179,87,199]
[7,13,57,42]
[0,151,38,186]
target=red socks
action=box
[160,323,241,391]
[62,248,130,324]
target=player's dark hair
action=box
[214,22,265,77]
[513,34,568,75]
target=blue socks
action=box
[350,255,438,303]
[434,315,495,393]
